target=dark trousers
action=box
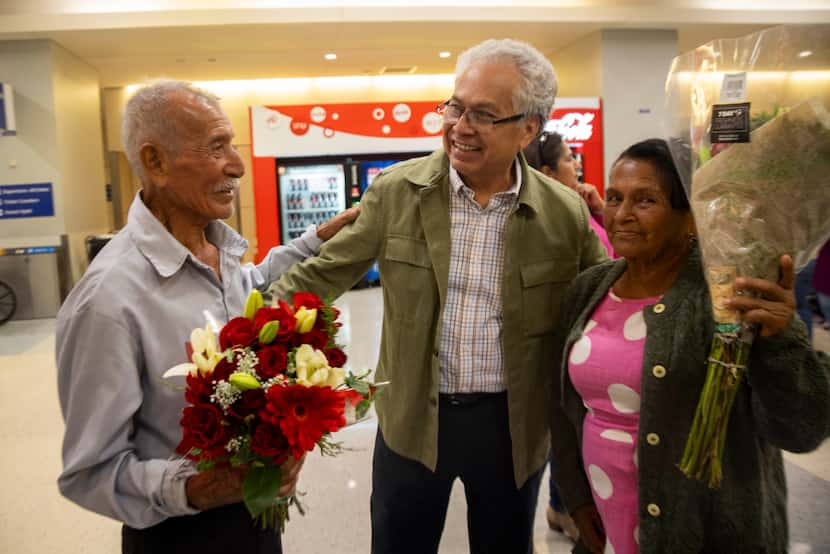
[370,392,543,554]
[122,503,282,554]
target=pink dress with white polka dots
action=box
[568,290,658,554]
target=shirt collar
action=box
[127,191,248,278]
[448,158,522,198]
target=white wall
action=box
[0,40,63,245]
[600,29,678,178]
[0,39,108,287]
[51,42,109,281]
[549,31,602,98]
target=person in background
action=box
[814,240,830,336]
[56,80,359,554]
[549,138,829,554]
[524,131,614,257]
[270,39,608,554]
[796,240,830,343]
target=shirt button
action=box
[652,365,667,378]
[653,303,666,314]
[646,433,660,446]
[647,503,661,517]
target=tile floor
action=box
[0,287,827,553]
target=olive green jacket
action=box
[271,148,607,487]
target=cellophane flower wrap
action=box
[663,24,830,487]
[169,290,380,530]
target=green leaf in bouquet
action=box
[344,374,371,396]
[243,465,283,518]
[355,399,371,420]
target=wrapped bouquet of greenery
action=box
[664,25,830,487]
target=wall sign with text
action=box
[0,183,55,219]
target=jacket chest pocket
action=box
[382,235,435,317]
[520,259,578,336]
[385,235,432,269]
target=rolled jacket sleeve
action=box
[57,308,199,529]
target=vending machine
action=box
[273,152,429,287]
[277,161,347,242]
[250,100,444,288]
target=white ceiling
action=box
[1,2,828,87]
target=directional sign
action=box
[0,183,55,219]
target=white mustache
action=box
[213,179,239,193]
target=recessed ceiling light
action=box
[798,50,813,58]
[439,51,451,59]
[324,53,337,61]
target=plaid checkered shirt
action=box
[439,161,522,393]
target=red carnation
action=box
[176,403,231,460]
[249,421,290,465]
[324,347,347,368]
[262,384,346,459]
[295,328,329,350]
[210,357,236,382]
[227,388,266,421]
[293,292,324,311]
[219,317,256,350]
[184,372,214,405]
[256,345,288,379]
[253,304,296,343]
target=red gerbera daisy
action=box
[262,384,346,459]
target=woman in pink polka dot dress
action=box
[548,139,830,554]
[568,289,656,554]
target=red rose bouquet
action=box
[165,290,380,530]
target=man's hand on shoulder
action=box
[317,205,361,242]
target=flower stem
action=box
[678,324,754,488]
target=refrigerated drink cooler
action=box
[275,152,429,288]
[278,164,347,242]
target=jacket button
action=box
[646,433,660,446]
[429,396,438,407]
[652,365,666,378]
[647,503,661,517]
[653,303,666,314]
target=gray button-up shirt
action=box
[56,193,321,529]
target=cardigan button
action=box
[652,303,666,314]
[646,433,660,446]
[647,503,661,517]
[652,365,667,378]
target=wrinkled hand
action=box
[186,465,246,511]
[185,454,307,510]
[277,453,306,497]
[317,205,361,241]
[576,183,604,214]
[571,503,605,554]
[727,254,796,337]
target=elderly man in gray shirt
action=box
[56,80,358,554]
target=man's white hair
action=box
[121,80,220,182]
[455,39,557,130]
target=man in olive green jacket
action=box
[270,39,606,554]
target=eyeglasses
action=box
[436,100,525,132]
